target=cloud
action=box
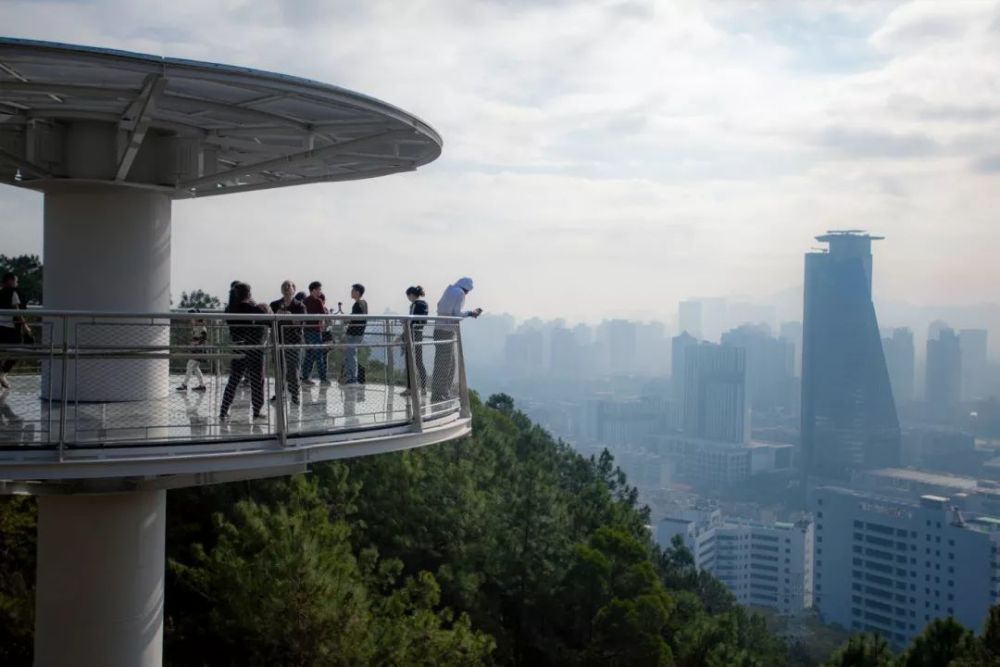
[0,0,999,322]
[818,126,940,158]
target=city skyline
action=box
[2,1,1000,322]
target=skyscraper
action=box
[801,231,900,479]
[721,324,795,415]
[779,321,803,377]
[926,326,962,416]
[678,300,703,339]
[882,327,915,405]
[671,332,698,429]
[960,329,988,401]
[683,342,749,444]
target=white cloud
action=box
[1,0,999,323]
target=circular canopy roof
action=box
[0,38,442,198]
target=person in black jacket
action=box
[219,282,271,421]
[342,283,368,385]
[0,272,30,390]
[401,285,428,396]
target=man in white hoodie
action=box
[430,277,482,403]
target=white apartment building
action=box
[656,510,813,614]
[812,486,1000,647]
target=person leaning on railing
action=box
[0,272,31,390]
[430,277,482,403]
[269,280,305,406]
[219,282,271,422]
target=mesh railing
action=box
[0,310,469,452]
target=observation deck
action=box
[0,310,471,493]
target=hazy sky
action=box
[2,0,999,322]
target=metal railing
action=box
[0,309,471,455]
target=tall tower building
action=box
[721,324,795,415]
[801,231,900,479]
[960,329,988,401]
[882,327,915,405]
[926,326,962,415]
[678,300,703,339]
[671,332,698,429]
[683,342,749,444]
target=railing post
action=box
[403,320,424,432]
[455,322,471,419]
[57,316,69,461]
[270,320,288,447]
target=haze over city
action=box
[2,0,1000,323]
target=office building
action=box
[722,324,796,415]
[606,319,638,375]
[656,511,813,614]
[651,434,793,485]
[926,327,962,417]
[671,332,698,429]
[882,328,915,405]
[580,396,662,447]
[549,326,581,377]
[813,486,1000,647]
[801,231,900,479]
[960,329,989,401]
[504,328,544,375]
[684,342,749,444]
[780,321,803,377]
[679,300,703,339]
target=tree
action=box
[0,254,42,304]
[823,633,894,667]
[177,289,222,311]
[900,617,975,667]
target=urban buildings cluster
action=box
[461,230,1000,646]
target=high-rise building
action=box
[549,326,581,377]
[504,328,544,375]
[882,327,915,405]
[656,510,813,614]
[780,321,803,377]
[679,300,703,339]
[683,342,749,444]
[812,486,1000,647]
[801,231,900,479]
[671,332,698,429]
[960,329,989,401]
[606,319,638,375]
[926,326,962,416]
[721,324,795,415]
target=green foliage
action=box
[177,289,222,311]
[823,633,894,667]
[0,496,35,665]
[0,254,42,304]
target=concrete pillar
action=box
[34,490,166,667]
[41,184,172,401]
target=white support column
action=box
[34,490,166,667]
[41,184,172,401]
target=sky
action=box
[1,0,999,324]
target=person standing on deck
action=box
[401,286,429,396]
[219,282,270,422]
[300,281,329,386]
[430,277,482,403]
[0,272,30,390]
[343,283,368,386]
[176,311,208,392]
[269,280,305,406]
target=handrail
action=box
[0,311,470,462]
[3,308,464,322]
